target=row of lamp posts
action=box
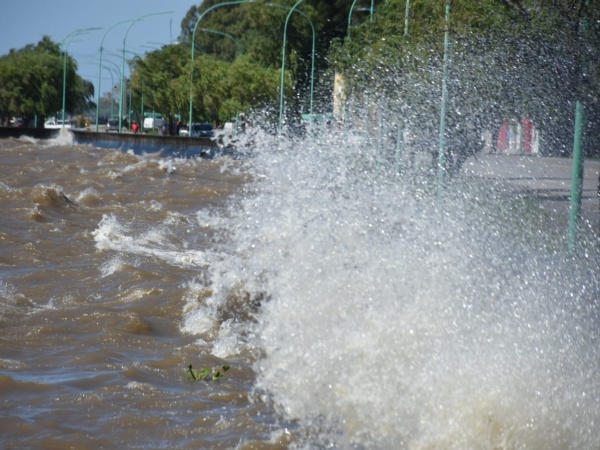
[69,2,314,138]
[62,1,587,252]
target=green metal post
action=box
[119,11,174,133]
[376,108,383,167]
[141,89,145,125]
[267,2,315,118]
[96,20,133,132]
[348,0,360,38]
[102,65,117,119]
[62,50,68,126]
[436,0,451,207]
[567,0,590,253]
[278,0,305,130]
[61,28,101,129]
[348,0,375,37]
[103,59,121,118]
[568,101,585,253]
[404,0,411,36]
[128,80,133,129]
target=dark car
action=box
[106,119,119,132]
[190,122,214,138]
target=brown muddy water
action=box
[0,135,282,449]
[2,131,600,450]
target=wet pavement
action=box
[462,154,600,231]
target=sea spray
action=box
[197,125,600,448]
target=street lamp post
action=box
[189,0,254,133]
[61,28,101,128]
[436,0,451,207]
[347,0,375,37]
[404,0,411,36]
[96,20,134,132]
[117,49,143,130]
[267,2,315,124]
[102,65,118,119]
[100,58,122,121]
[278,0,307,130]
[119,11,175,133]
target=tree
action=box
[178,0,364,118]
[330,0,600,176]
[130,44,190,125]
[0,36,95,126]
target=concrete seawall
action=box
[0,127,237,159]
[71,130,221,158]
[0,127,60,139]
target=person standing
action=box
[496,120,509,153]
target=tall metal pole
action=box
[278,0,305,130]
[102,65,117,119]
[348,0,375,37]
[96,20,133,132]
[568,0,589,254]
[267,2,315,118]
[189,0,253,134]
[347,0,361,38]
[568,101,585,253]
[404,0,411,36]
[128,80,133,128]
[61,28,101,128]
[102,58,121,120]
[436,0,451,207]
[119,11,174,133]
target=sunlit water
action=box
[1,127,599,449]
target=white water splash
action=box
[204,126,600,449]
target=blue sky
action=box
[0,0,195,96]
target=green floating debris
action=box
[185,364,199,380]
[184,364,230,382]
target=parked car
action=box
[44,119,72,129]
[190,122,214,138]
[13,118,24,128]
[106,119,119,132]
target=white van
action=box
[143,115,163,132]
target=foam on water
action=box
[92,213,208,269]
[195,126,600,448]
[42,128,74,147]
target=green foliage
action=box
[0,36,94,123]
[176,0,358,116]
[184,363,230,381]
[131,42,283,125]
[332,0,600,160]
[131,44,190,120]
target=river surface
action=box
[1,129,600,449]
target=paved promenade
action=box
[462,154,600,232]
